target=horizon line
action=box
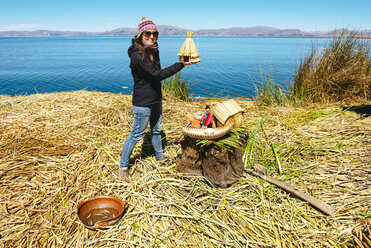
[0,24,370,33]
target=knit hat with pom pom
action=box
[138,17,157,35]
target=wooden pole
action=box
[245,169,335,217]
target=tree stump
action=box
[176,136,246,188]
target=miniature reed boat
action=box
[181,124,233,139]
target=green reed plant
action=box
[162,73,193,101]
[254,74,290,107]
[292,30,371,104]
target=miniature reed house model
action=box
[178,31,200,63]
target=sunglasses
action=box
[143,31,159,38]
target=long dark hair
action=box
[134,35,155,65]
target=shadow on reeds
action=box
[139,131,168,158]
[342,104,371,117]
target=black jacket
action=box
[128,40,184,107]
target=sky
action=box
[0,0,370,32]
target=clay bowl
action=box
[77,195,129,230]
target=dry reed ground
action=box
[0,90,370,247]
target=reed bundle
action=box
[0,91,369,247]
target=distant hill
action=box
[0,25,370,37]
[327,29,371,37]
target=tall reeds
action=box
[162,73,193,101]
[292,31,370,104]
[254,74,290,107]
[255,31,370,106]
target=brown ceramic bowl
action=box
[77,195,129,230]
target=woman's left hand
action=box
[183,61,200,66]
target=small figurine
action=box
[201,105,214,128]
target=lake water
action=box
[0,36,329,97]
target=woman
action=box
[117,17,197,181]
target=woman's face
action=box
[141,28,158,45]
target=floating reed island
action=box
[0,90,370,247]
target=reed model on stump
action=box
[178,31,201,64]
[176,100,247,188]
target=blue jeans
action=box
[120,102,163,168]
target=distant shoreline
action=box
[0,35,329,38]
[1,35,369,39]
[0,25,370,38]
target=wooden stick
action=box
[245,169,335,217]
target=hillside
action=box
[1,25,370,37]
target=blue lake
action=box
[0,36,329,97]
